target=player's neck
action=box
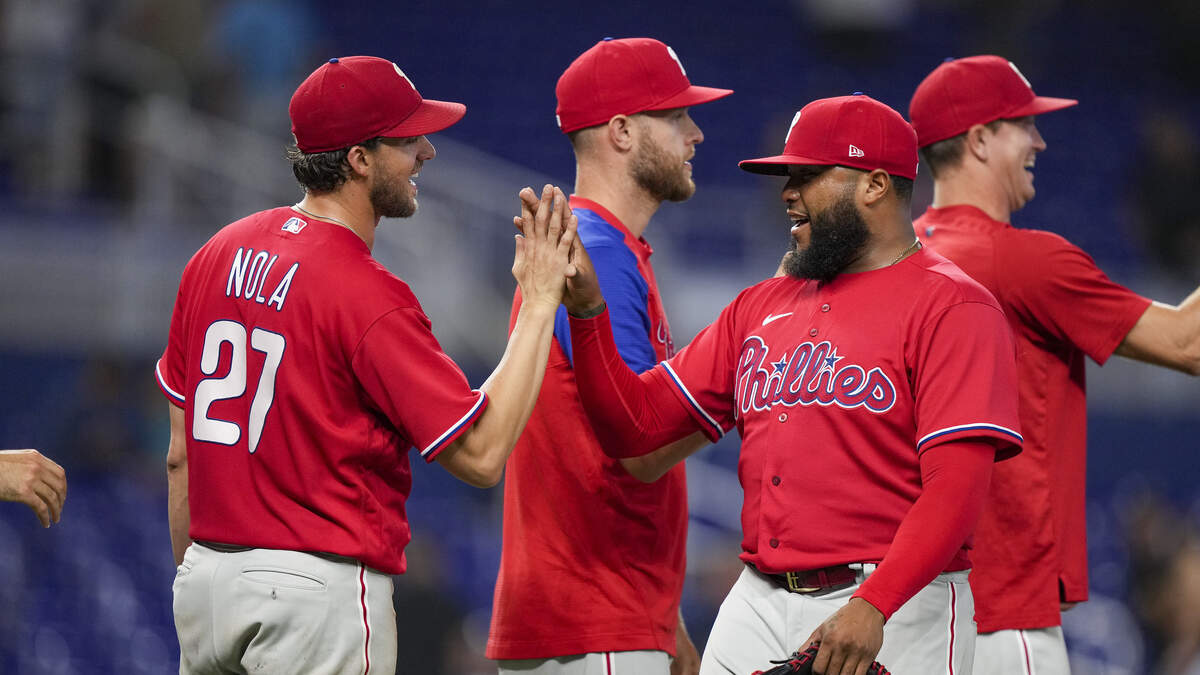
[573,168,660,238]
[295,191,379,250]
[846,221,921,274]
[930,175,1012,224]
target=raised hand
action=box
[0,449,67,527]
[511,185,578,313]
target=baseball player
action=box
[558,94,1024,675]
[0,448,66,527]
[157,55,577,674]
[487,37,731,675]
[909,55,1200,674]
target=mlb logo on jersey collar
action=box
[281,218,307,234]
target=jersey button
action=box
[769,538,779,548]
[778,412,787,422]
[821,303,830,312]
[809,328,818,337]
[771,476,781,486]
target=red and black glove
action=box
[750,644,890,675]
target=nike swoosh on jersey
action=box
[761,312,793,326]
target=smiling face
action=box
[780,165,871,283]
[985,116,1046,213]
[368,135,436,218]
[630,107,704,203]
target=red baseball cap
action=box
[909,55,1078,148]
[555,37,732,134]
[739,94,918,179]
[289,56,467,153]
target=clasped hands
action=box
[513,185,604,317]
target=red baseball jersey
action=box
[488,198,685,659]
[156,206,487,575]
[916,205,1151,632]
[649,247,1022,573]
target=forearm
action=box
[570,309,698,458]
[852,441,993,619]
[620,432,708,482]
[443,302,558,486]
[166,403,190,565]
[1163,286,1200,373]
[167,465,190,565]
[1116,287,1200,375]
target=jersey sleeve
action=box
[1005,232,1152,364]
[351,307,488,462]
[554,243,656,373]
[654,296,743,441]
[568,309,702,457]
[156,272,190,408]
[911,301,1023,456]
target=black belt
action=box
[751,562,865,594]
[196,540,253,553]
[194,540,360,566]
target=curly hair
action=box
[286,137,383,193]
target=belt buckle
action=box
[784,571,820,593]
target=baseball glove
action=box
[751,645,890,675]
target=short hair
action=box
[789,164,913,203]
[890,175,913,203]
[918,119,1004,179]
[566,125,602,155]
[286,137,383,194]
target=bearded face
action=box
[630,130,695,203]
[783,185,870,283]
[369,167,418,219]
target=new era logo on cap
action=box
[740,94,918,179]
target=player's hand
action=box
[511,184,577,313]
[671,619,701,675]
[0,449,67,527]
[804,598,884,675]
[518,185,603,316]
[562,226,603,317]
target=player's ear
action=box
[861,169,890,207]
[964,124,990,163]
[345,145,373,179]
[607,115,636,153]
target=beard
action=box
[631,134,694,203]
[370,172,418,219]
[783,188,870,284]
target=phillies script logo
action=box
[735,337,897,416]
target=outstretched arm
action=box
[435,186,578,487]
[1115,286,1200,375]
[0,448,66,527]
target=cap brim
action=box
[646,85,734,112]
[738,154,836,176]
[381,98,467,137]
[1007,95,1078,118]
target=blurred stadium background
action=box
[1,0,1199,673]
